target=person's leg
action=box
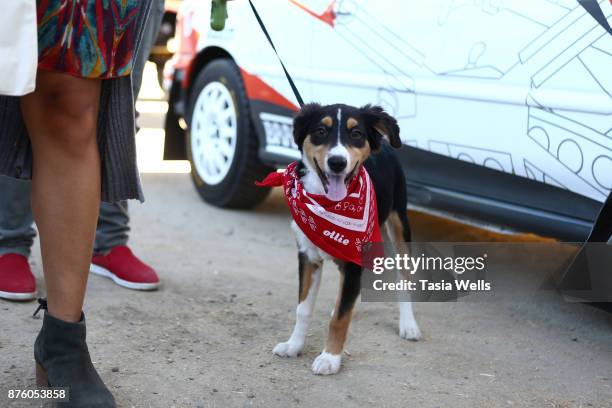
[0,176,37,300]
[21,70,101,323]
[0,176,35,257]
[87,0,165,292]
[93,0,163,253]
[94,201,130,254]
[91,199,159,290]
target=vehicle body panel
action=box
[165,0,612,239]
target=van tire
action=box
[186,59,273,208]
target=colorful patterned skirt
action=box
[37,0,139,79]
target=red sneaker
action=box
[90,246,160,290]
[0,253,37,301]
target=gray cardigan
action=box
[0,0,152,203]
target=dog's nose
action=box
[327,155,347,173]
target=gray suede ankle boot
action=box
[33,299,116,407]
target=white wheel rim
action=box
[190,81,238,185]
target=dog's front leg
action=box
[273,252,322,357]
[383,219,422,341]
[312,261,361,375]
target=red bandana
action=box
[256,162,381,266]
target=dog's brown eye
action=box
[351,129,363,139]
[314,128,327,138]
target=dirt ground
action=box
[1,174,611,408]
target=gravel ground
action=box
[1,173,611,408]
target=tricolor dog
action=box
[262,103,421,375]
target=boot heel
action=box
[35,362,49,387]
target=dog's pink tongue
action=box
[326,175,347,201]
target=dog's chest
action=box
[292,171,332,261]
[291,221,332,262]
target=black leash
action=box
[248,0,305,108]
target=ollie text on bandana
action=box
[256,162,382,266]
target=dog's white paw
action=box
[272,341,303,357]
[399,319,422,341]
[311,351,341,375]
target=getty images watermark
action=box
[360,242,612,302]
[371,252,490,292]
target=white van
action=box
[163,0,612,241]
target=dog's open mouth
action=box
[314,159,359,201]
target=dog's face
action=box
[293,103,401,200]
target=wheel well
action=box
[186,46,234,103]
[164,47,236,161]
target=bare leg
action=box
[21,70,101,322]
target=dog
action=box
[272,103,421,375]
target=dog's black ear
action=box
[293,103,322,148]
[361,104,401,149]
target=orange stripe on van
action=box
[289,0,336,28]
[240,68,299,112]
